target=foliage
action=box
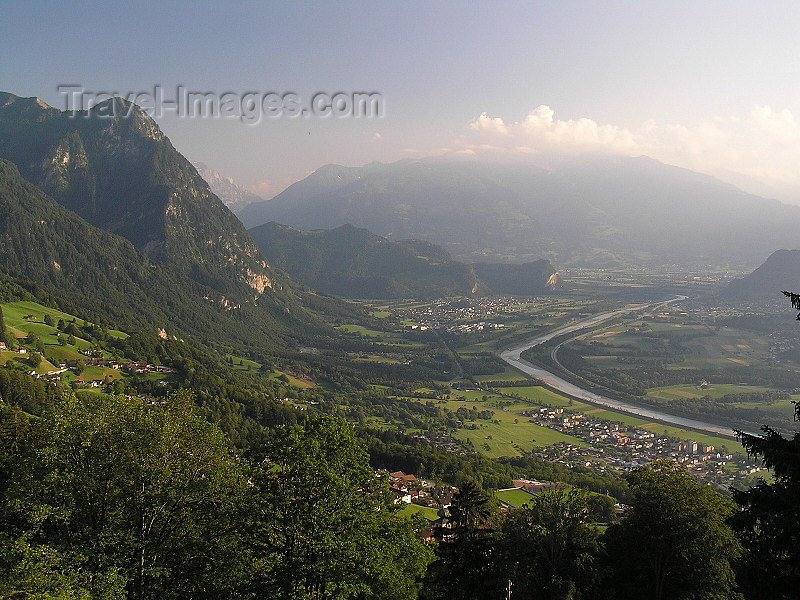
[498,487,601,599]
[421,479,502,600]
[731,378,800,596]
[247,415,433,599]
[1,390,249,599]
[603,460,741,600]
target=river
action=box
[498,297,739,438]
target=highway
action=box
[498,297,739,438]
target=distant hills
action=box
[237,156,800,269]
[193,161,265,214]
[725,249,800,301]
[248,222,558,299]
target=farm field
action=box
[409,390,587,458]
[3,301,128,340]
[647,383,774,401]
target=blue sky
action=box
[3,0,800,201]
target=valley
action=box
[0,89,797,599]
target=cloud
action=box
[469,112,510,135]
[458,105,800,202]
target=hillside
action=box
[472,261,559,295]
[0,92,283,313]
[248,222,559,298]
[237,156,800,269]
[248,222,484,298]
[725,249,800,301]
[0,158,317,346]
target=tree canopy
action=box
[604,460,741,600]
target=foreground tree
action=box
[421,479,502,600]
[1,390,249,599]
[499,487,600,600]
[604,460,741,600]
[729,290,800,598]
[248,415,433,600]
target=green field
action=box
[495,488,536,507]
[473,366,530,383]
[397,503,441,522]
[3,301,128,340]
[647,383,773,401]
[414,391,586,458]
[269,370,316,388]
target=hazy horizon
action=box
[3,1,800,203]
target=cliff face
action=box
[0,93,280,307]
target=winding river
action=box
[498,297,739,438]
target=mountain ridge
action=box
[248,221,557,299]
[237,155,800,269]
[0,92,280,310]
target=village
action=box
[523,406,764,489]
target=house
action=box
[17,347,27,354]
[0,341,6,350]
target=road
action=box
[498,297,739,438]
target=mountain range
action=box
[237,156,800,269]
[248,222,557,299]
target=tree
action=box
[44,313,54,327]
[499,487,600,600]
[248,415,432,599]
[729,290,800,598]
[26,351,42,369]
[603,460,741,600]
[1,390,249,599]
[0,305,5,343]
[421,479,502,600]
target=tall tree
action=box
[603,460,741,600]
[729,290,800,598]
[1,390,249,599]
[0,305,5,343]
[499,487,600,600]
[248,415,432,600]
[421,479,502,600]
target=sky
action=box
[3,0,800,202]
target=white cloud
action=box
[469,112,510,135]
[459,105,800,202]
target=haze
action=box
[2,0,800,202]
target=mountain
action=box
[248,222,559,299]
[0,93,335,348]
[237,156,800,269]
[248,222,484,298]
[0,157,323,347]
[193,161,265,213]
[472,261,560,295]
[725,249,800,301]
[0,92,281,312]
